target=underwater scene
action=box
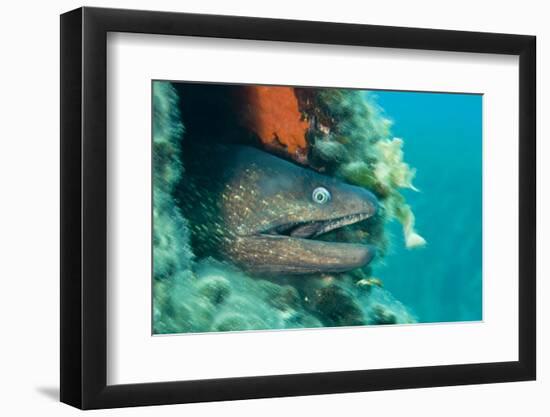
[152,81,482,334]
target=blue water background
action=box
[371,91,482,323]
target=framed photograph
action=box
[60,7,536,409]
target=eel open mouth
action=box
[232,211,377,274]
[262,212,373,240]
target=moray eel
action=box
[178,145,378,275]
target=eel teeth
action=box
[262,212,371,239]
[313,212,371,237]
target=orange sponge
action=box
[240,86,309,162]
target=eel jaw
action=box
[231,212,376,275]
[263,212,373,239]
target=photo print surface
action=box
[152,81,482,334]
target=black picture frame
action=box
[60,6,536,410]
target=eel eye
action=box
[312,187,331,204]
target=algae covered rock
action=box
[308,285,365,327]
[197,275,231,305]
